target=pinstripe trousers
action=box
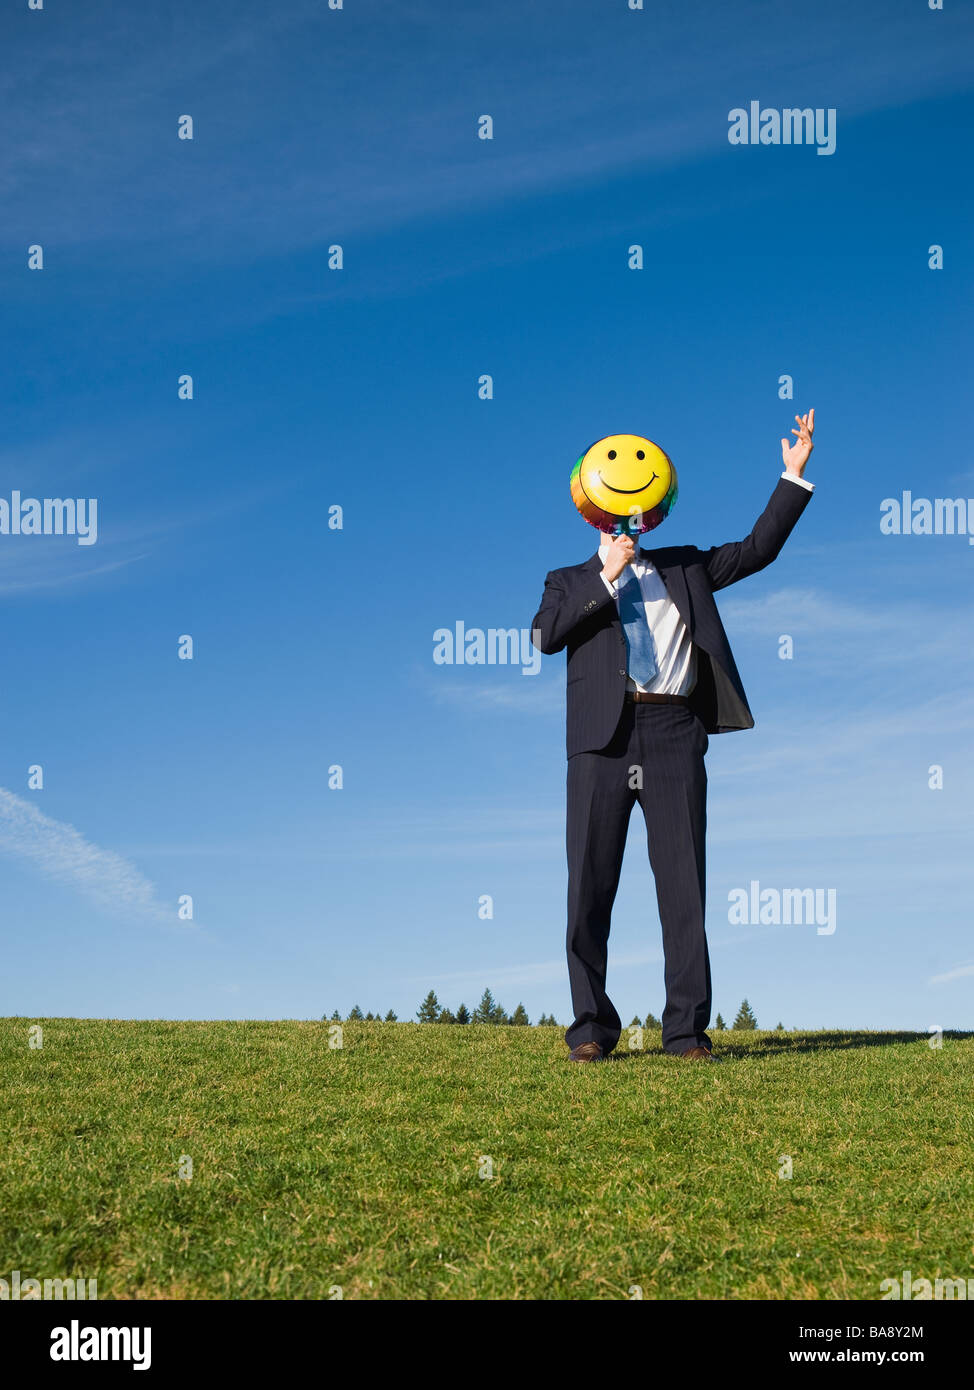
[565,699,712,1057]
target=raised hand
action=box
[781,408,815,477]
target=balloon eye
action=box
[636,450,645,460]
[607,449,617,460]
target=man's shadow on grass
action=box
[606,1030,974,1062]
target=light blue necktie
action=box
[618,567,658,686]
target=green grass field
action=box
[2,1019,971,1300]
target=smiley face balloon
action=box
[570,433,678,536]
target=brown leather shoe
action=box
[568,1041,604,1063]
[679,1046,720,1062]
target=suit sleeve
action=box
[530,568,617,654]
[703,475,813,592]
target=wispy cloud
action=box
[0,545,149,596]
[720,586,973,664]
[0,788,172,924]
[928,961,974,987]
[5,0,971,269]
[0,432,294,596]
[426,672,562,714]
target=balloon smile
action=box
[598,470,659,494]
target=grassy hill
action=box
[2,1019,971,1300]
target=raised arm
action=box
[704,410,815,591]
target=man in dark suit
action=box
[531,412,816,1062]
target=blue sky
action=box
[1,0,973,1030]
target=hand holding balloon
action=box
[600,534,635,583]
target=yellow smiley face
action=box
[570,433,678,535]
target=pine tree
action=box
[714,1012,726,1030]
[455,1002,470,1025]
[733,998,758,1030]
[776,1020,784,1031]
[491,998,508,1025]
[472,988,497,1024]
[644,1012,662,1030]
[629,1016,642,1027]
[509,1003,530,1026]
[364,1011,374,1021]
[348,1004,364,1020]
[437,1007,455,1024]
[416,990,439,1023]
[330,1010,342,1021]
[384,1009,397,1022]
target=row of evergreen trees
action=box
[625,1001,777,1031]
[324,993,779,1030]
[322,989,544,1026]
[416,989,537,1026]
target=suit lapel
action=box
[580,545,694,637]
[579,547,694,634]
[639,548,694,635]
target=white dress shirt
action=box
[599,471,814,696]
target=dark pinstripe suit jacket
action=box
[531,476,813,757]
